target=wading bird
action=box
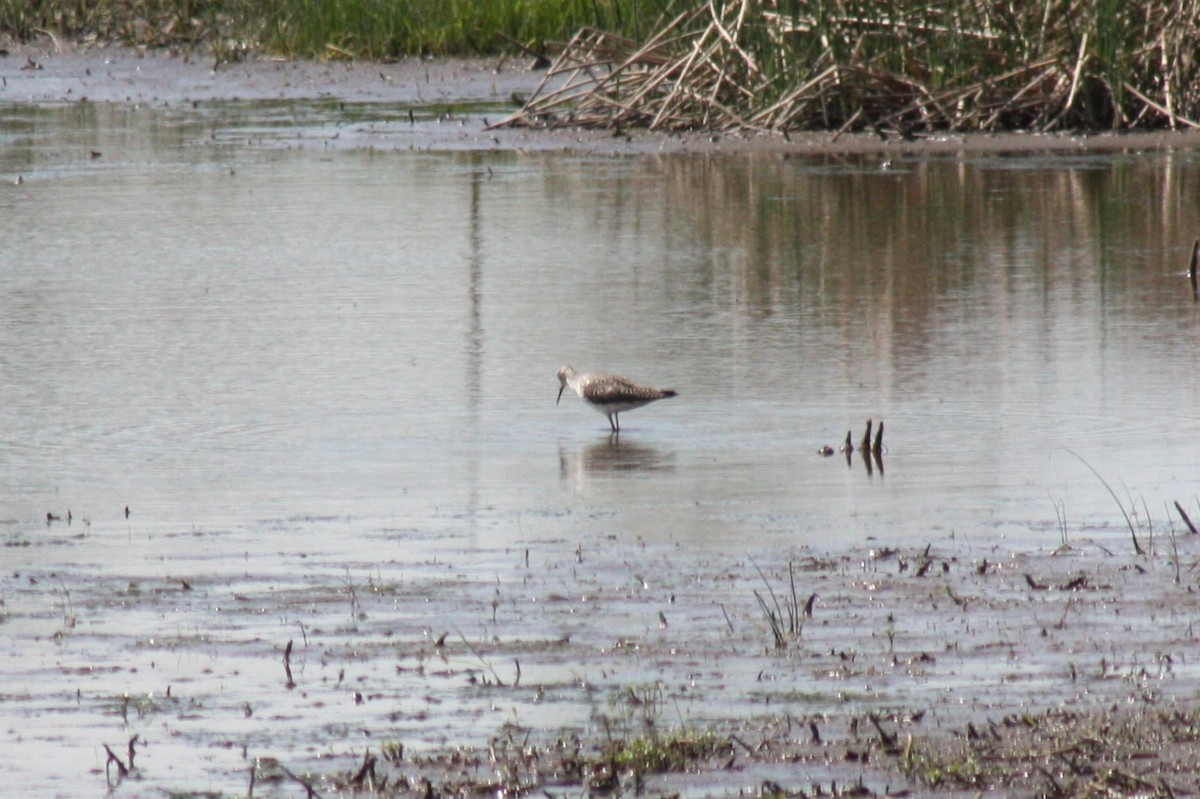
[556,365,677,432]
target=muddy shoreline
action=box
[6,39,1200,156]
[6,518,1200,798]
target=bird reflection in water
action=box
[559,433,674,482]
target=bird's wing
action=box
[588,376,658,403]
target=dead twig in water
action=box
[860,419,873,454]
[915,550,933,577]
[103,744,128,785]
[281,762,322,798]
[283,639,296,689]
[342,569,364,621]
[250,758,323,798]
[348,750,378,789]
[454,627,507,686]
[945,585,969,609]
[1168,525,1182,585]
[1055,595,1077,629]
[720,602,735,634]
[103,735,138,788]
[1050,495,1069,550]
[867,713,899,749]
[753,587,786,649]
[1175,501,1198,535]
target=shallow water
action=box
[5,102,1200,548]
[4,99,1200,797]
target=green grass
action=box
[0,0,674,58]
[262,0,671,59]
[603,728,726,773]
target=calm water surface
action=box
[3,101,1200,797]
[5,104,1200,548]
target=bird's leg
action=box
[613,413,620,432]
[608,413,618,432]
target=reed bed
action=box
[500,0,1200,134]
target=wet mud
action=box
[5,515,1200,797]
[6,40,1200,156]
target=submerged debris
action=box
[821,419,885,474]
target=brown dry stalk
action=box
[1124,81,1200,129]
[496,2,1200,136]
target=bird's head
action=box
[556,365,574,405]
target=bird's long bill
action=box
[556,385,565,405]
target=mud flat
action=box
[4,511,1200,798]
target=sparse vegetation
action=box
[1067,449,1146,554]
[309,705,1200,798]
[603,727,727,773]
[905,706,1200,797]
[752,558,810,650]
[12,532,1200,798]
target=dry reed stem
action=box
[707,0,758,78]
[652,22,719,128]
[1124,81,1200,129]
[748,65,838,127]
[497,2,1200,135]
